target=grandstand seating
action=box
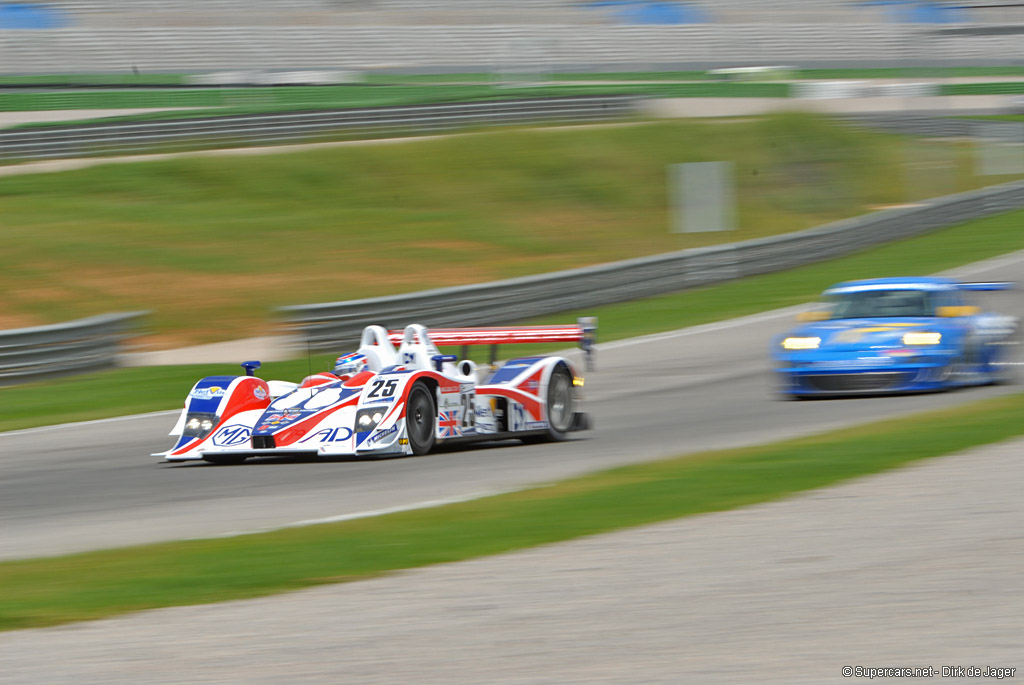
[0,1,1021,74]
[32,0,909,27]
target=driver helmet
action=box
[332,352,368,378]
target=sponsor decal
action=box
[211,424,252,447]
[525,420,549,430]
[439,410,460,438]
[299,427,354,444]
[399,438,409,445]
[191,386,226,400]
[267,411,303,421]
[254,386,268,400]
[365,424,398,445]
[364,396,396,404]
[255,409,313,432]
[439,380,460,394]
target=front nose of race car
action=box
[249,402,359,455]
[775,324,956,395]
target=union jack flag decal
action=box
[439,410,460,438]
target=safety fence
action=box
[843,114,992,139]
[5,180,1024,382]
[280,179,1024,350]
[0,312,147,385]
[0,96,638,160]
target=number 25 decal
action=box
[367,378,399,398]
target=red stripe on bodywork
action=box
[477,387,543,420]
[274,396,360,446]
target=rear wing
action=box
[387,317,597,370]
[956,282,1014,292]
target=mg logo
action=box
[211,425,251,446]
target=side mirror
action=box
[936,306,980,318]
[241,360,262,377]
[797,311,829,322]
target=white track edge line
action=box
[192,489,519,541]
[0,409,180,438]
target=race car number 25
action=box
[367,379,398,399]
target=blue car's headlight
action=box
[782,336,821,350]
[902,331,942,346]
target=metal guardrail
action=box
[280,179,1024,350]
[0,312,148,385]
[0,96,638,161]
[842,114,988,139]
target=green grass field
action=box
[3,390,1023,631]
[3,206,1024,434]
[0,114,1008,347]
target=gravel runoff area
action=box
[0,108,208,128]
[1,437,1021,684]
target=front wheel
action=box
[405,382,436,456]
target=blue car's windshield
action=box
[828,289,934,319]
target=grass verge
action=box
[3,206,1023,434]
[7,113,1000,345]
[3,390,1023,632]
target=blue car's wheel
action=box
[987,338,1020,385]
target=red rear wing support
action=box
[388,317,597,370]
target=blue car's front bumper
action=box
[775,349,958,396]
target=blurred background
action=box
[4,6,1024,677]
[2,0,1024,380]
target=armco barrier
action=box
[0,96,638,161]
[280,179,1024,350]
[0,312,147,385]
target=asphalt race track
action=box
[2,253,1024,684]
[2,252,1022,562]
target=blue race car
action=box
[773,277,1019,397]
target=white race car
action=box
[155,321,594,464]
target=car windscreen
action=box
[828,289,934,319]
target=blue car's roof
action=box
[824,277,957,295]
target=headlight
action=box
[782,336,821,350]
[356,408,386,431]
[182,412,217,439]
[902,331,942,345]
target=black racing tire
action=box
[405,382,436,456]
[544,364,576,441]
[202,454,248,466]
[989,335,1021,385]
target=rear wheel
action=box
[544,364,576,441]
[988,335,1021,385]
[405,382,436,456]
